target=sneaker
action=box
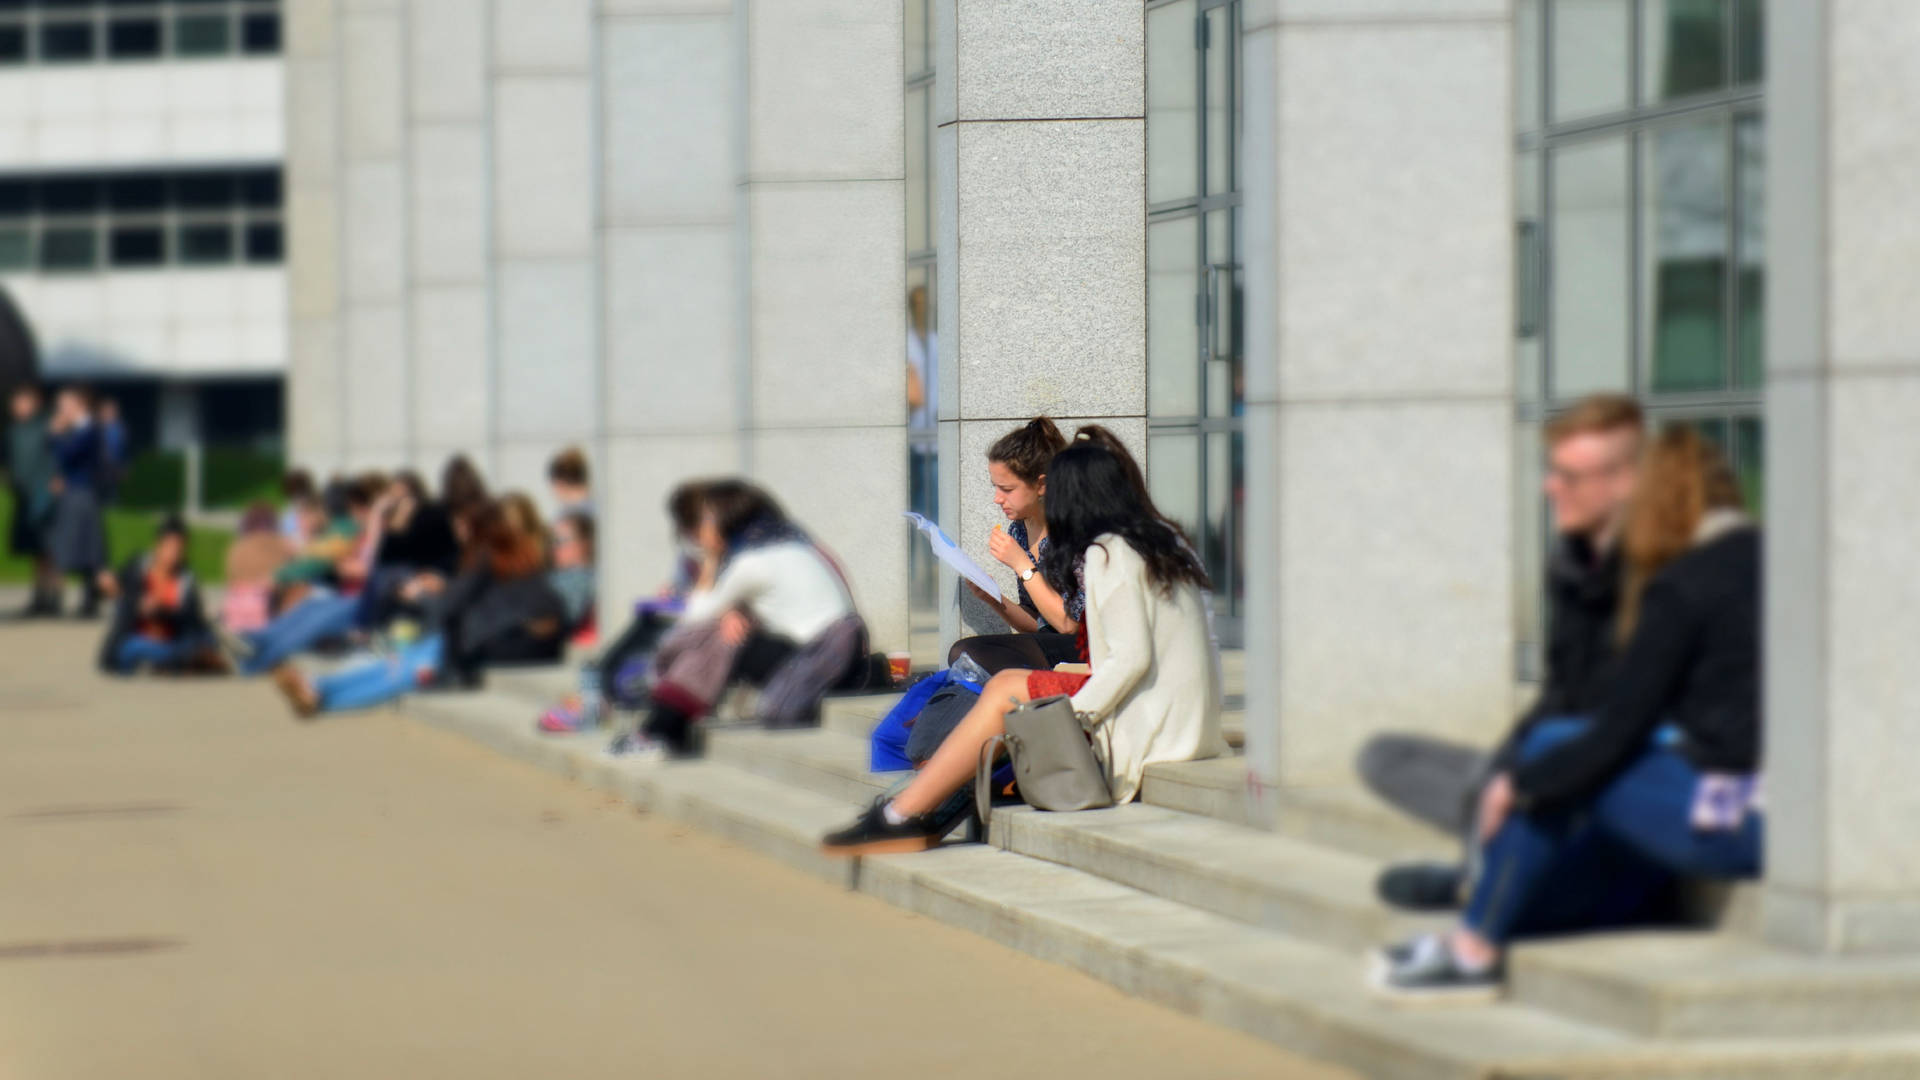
[212,622,257,664]
[602,731,668,763]
[820,799,945,857]
[269,664,321,720]
[1367,933,1501,1003]
[1376,860,1467,912]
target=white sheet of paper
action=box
[903,512,1002,601]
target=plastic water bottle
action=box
[949,651,991,692]
[577,660,604,730]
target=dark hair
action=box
[1041,443,1210,598]
[667,480,709,536]
[239,501,278,534]
[344,473,384,511]
[559,510,596,558]
[987,417,1067,486]
[462,499,545,579]
[1070,422,1199,546]
[281,468,315,501]
[156,513,189,542]
[701,479,785,544]
[393,469,430,504]
[440,454,488,511]
[548,446,590,487]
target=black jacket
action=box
[431,566,568,668]
[1493,534,1625,769]
[1513,526,1761,811]
[96,555,211,672]
[375,502,459,576]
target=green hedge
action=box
[0,502,232,583]
[118,447,285,511]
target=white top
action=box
[1069,534,1228,804]
[683,541,854,644]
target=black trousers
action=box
[947,631,1081,675]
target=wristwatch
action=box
[1019,565,1037,583]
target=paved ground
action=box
[0,621,1350,1080]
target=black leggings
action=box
[947,632,1080,676]
[642,631,799,753]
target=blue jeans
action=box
[111,633,213,674]
[242,592,361,675]
[1464,718,1764,945]
[312,635,443,713]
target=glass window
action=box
[1513,421,1546,678]
[174,13,230,56]
[1735,0,1763,83]
[39,227,97,271]
[1148,214,1200,419]
[0,25,26,64]
[0,181,29,217]
[109,173,167,211]
[109,18,163,59]
[1735,112,1763,387]
[0,228,29,270]
[1517,150,1543,401]
[1549,135,1631,396]
[905,84,929,255]
[110,225,165,267]
[1146,1,1198,205]
[1203,2,1235,197]
[1641,118,1728,393]
[1642,0,1727,103]
[179,223,234,264]
[1734,416,1763,513]
[1205,428,1242,614]
[1517,0,1542,132]
[177,173,234,209]
[240,169,281,208]
[39,21,96,62]
[1148,431,1201,538]
[1551,0,1630,122]
[1205,207,1238,416]
[43,178,100,213]
[245,221,282,263]
[241,11,278,54]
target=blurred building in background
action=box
[0,0,286,461]
[288,0,1920,956]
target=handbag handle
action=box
[975,732,1015,843]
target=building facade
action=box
[286,0,1920,956]
[0,0,286,454]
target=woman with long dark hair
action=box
[1372,426,1762,999]
[607,479,872,758]
[823,439,1228,854]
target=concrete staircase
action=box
[399,667,1920,1078]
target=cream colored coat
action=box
[1067,534,1228,804]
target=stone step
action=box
[1509,929,1920,1040]
[990,801,1446,954]
[705,726,903,805]
[1141,755,1456,861]
[398,688,1920,1077]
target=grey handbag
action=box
[974,693,1115,841]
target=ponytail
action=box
[986,417,1068,485]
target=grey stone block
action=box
[951,120,1146,422]
[950,0,1143,123]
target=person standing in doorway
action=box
[6,383,59,617]
[46,385,110,619]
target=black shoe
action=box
[1376,860,1467,912]
[821,800,944,857]
[1367,933,1501,1003]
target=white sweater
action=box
[1070,534,1228,804]
[683,541,853,644]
